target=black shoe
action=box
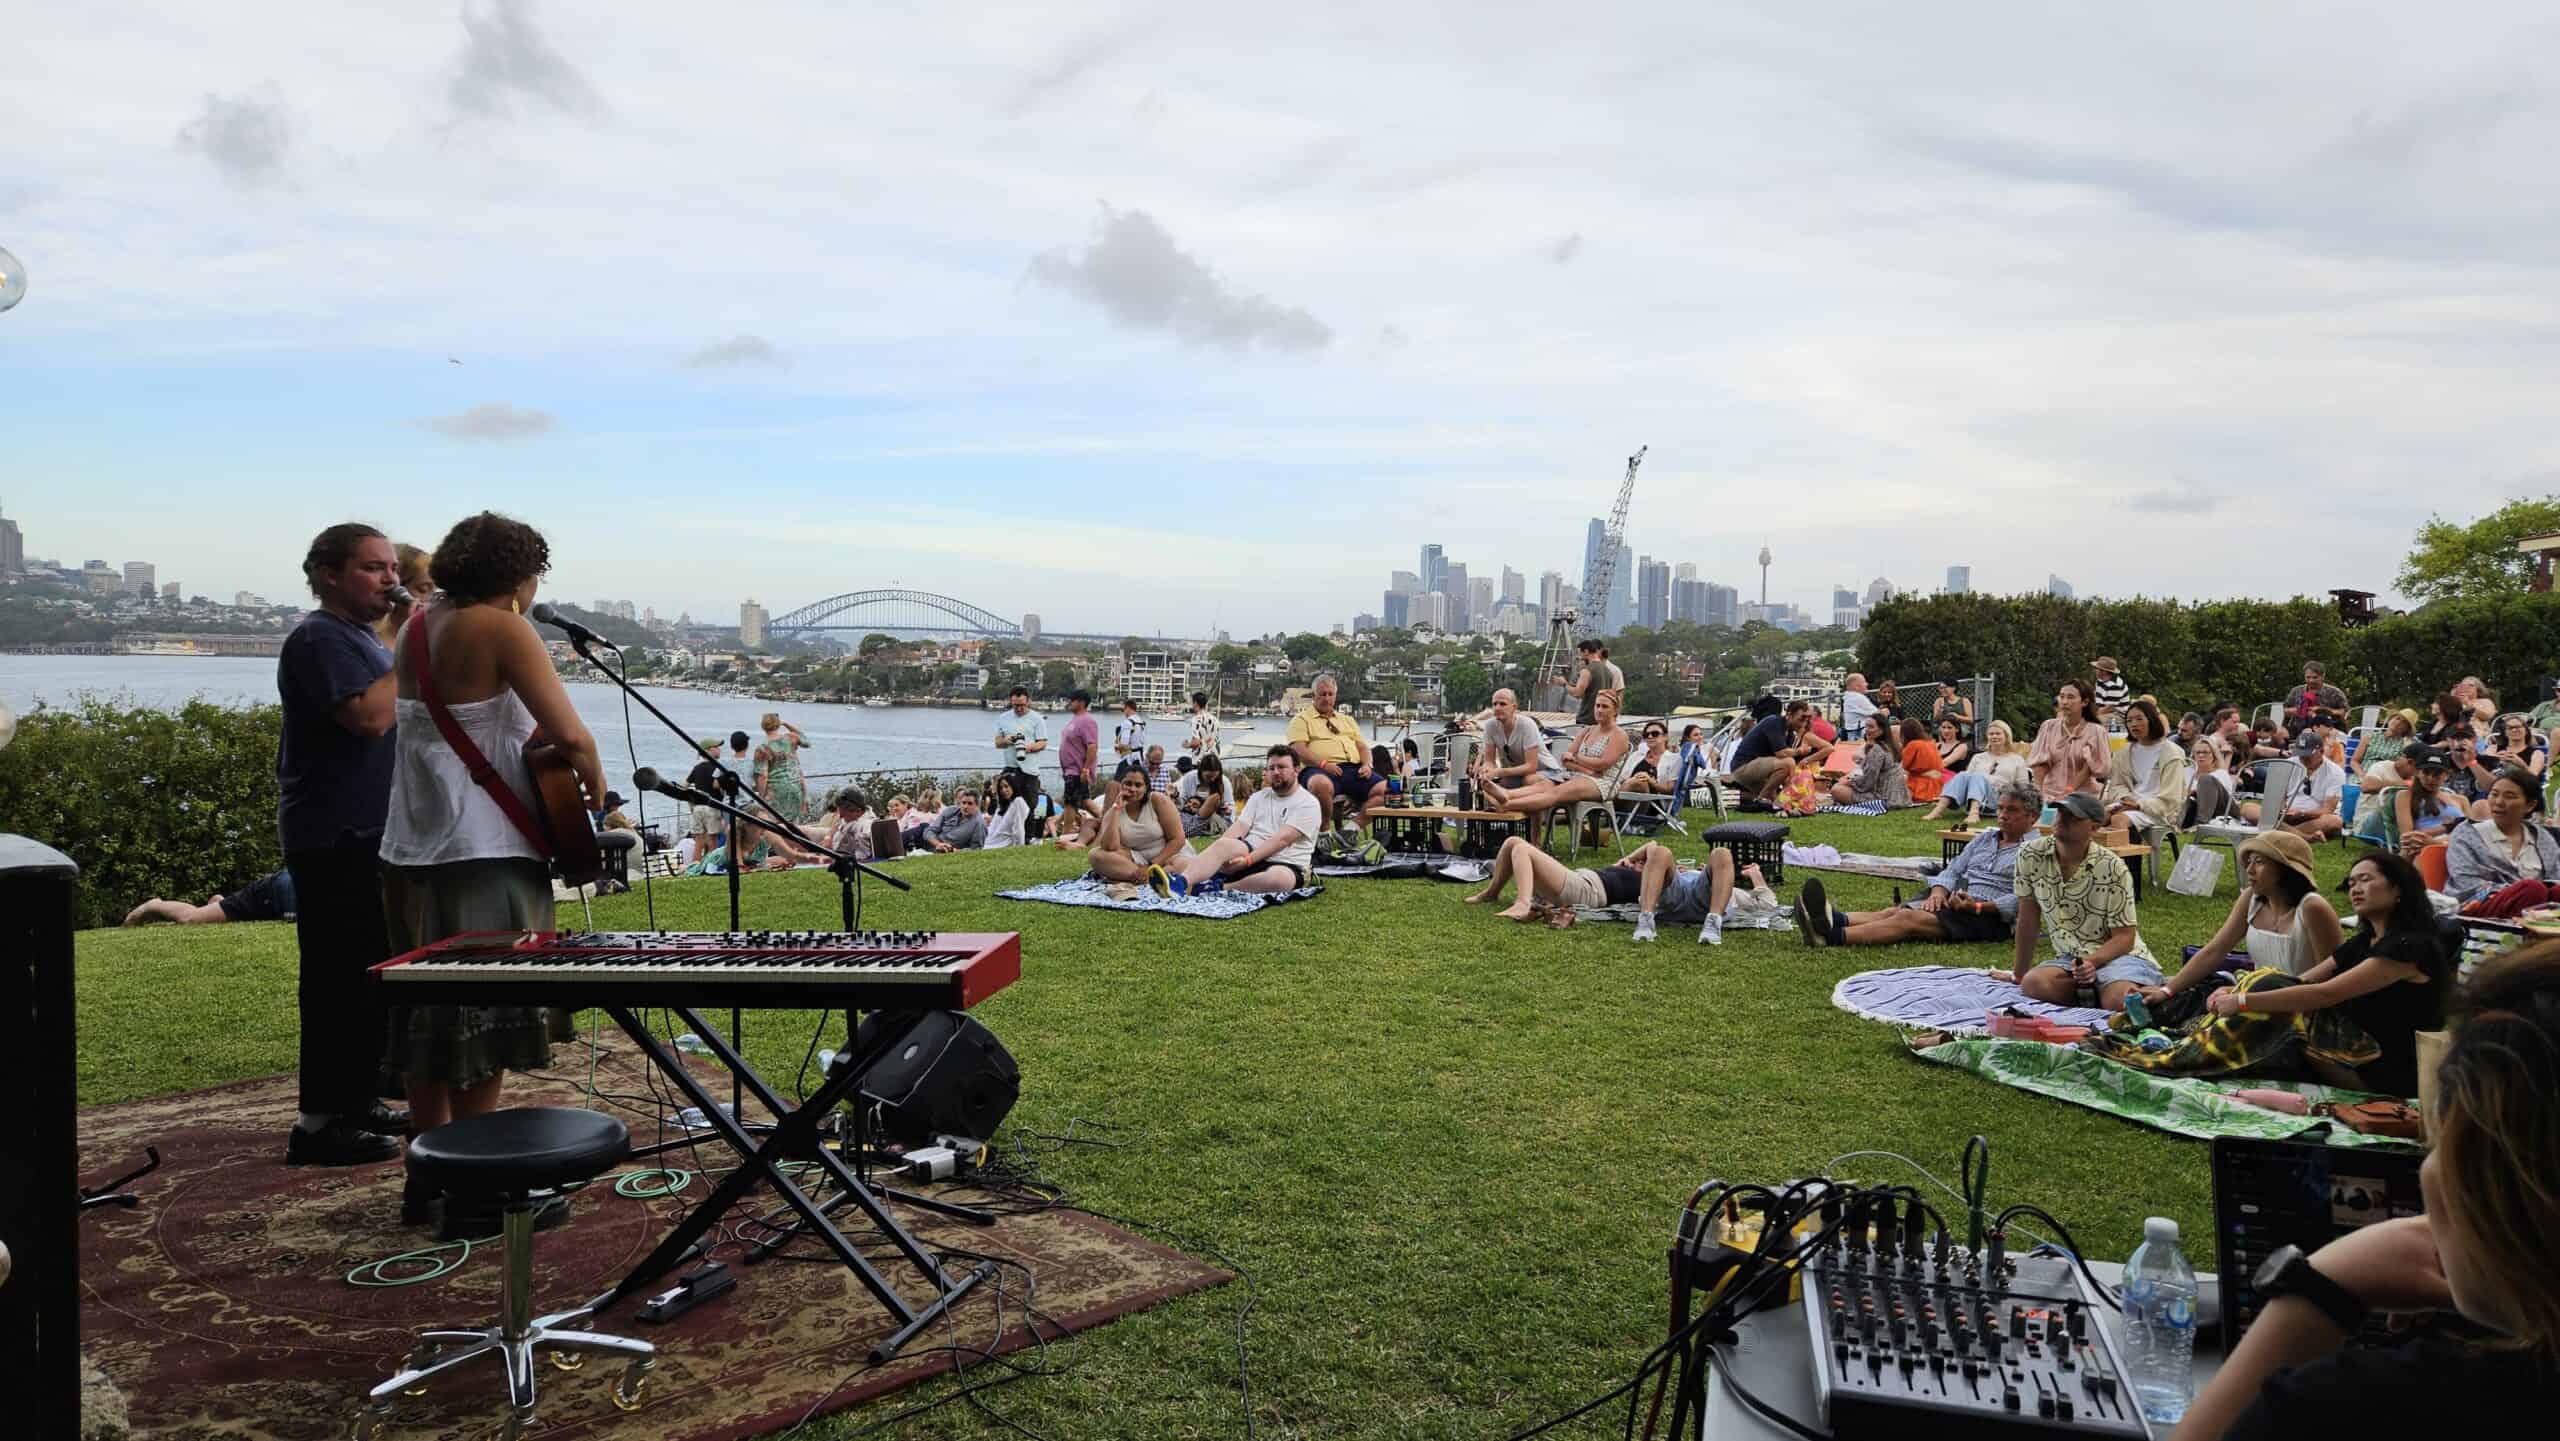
[350,1103,411,1137]
[1793,879,1832,948]
[439,1191,572,1243]
[285,1120,403,1167]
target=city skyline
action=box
[9,6,2546,633]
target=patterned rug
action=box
[77,1050,1229,1440]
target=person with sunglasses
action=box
[1618,722,1676,794]
[1286,674,1387,828]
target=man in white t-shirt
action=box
[1840,674,1879,741]
[1168,746,1320,894]
[2270,730,2347,841]
[1113,699,1148,767]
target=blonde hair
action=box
[760,712,782,732]
[2434,942,2560,1359]
[1985,720,2013,747]
[394,542,432,591]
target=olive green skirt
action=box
[382,858,557,1091]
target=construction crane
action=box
[1537,445,1646,712]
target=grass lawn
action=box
[72,807,2306,1439]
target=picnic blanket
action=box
[997,875,1321,919]
[1813,799,1888,817]
[1313,850,1449,879]
[1907,1035,2412,1148]
[1572,897,1791,930]
[1831,965,2113,1036]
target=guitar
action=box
[524,739,603,888]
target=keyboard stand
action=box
[595,1005,994,1361]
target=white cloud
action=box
[1027,206,1333,353]
[422,402,557,440]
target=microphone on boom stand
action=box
[528,601,619,652]
[631,767,716,808]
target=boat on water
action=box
[861,697,890,708]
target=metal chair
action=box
[2187,758,2302,892]
[356,1108,654,1440]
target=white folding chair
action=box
[2188,758,2302,892]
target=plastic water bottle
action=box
[671,1032,710,1056]
[2121,1216,2199,1424]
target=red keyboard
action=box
[373,929,1020,1011]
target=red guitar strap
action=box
[405,611,555,858]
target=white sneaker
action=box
[1631,913,1658,943]
[1698,914,1724,946]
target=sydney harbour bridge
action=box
[765,588,1206,646]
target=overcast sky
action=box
[7,2,2558,636]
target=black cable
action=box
[1994,1203,2122,1309]
[1961,1134,1991,1250]
[1706,1344,1831,1441]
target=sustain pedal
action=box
[637,1261,735,1324]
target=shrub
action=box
[0,698,286,930]
[2347,592,2560,712]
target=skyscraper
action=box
[1673,578,1707,625]
[1581,518,1609,600]
[1390,569,1421,595]
[1445,562,1471,631]
[1864,576,1894,607]
[1468,575,1495,626]
[1613,542,1635,633]
[1420,545,1447,597]
[1538,570,1565,623]
[1945,565,1971,595]
[1705,583,1738,628]
[2047,575,2074,599]
[1500,566,1524,605]
[1832,586,1859,614]
[1413,591,1449,630]
[0,508,21,574]
[1638,558,1671,630]
[740,598,769,648]
[1674,562,1697,583]
[1382,590,1411,628]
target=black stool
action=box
[356,1107,652,1439]
[596,828,637,891]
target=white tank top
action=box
[2243,894,2315,977]
[381,690,545,867]
[1114,796,1173,858]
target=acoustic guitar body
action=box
[524,740,604,887]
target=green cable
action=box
[347,1231,502,1288]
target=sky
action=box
[7,2,2560,637]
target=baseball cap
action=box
[2405,743,2450,770]
[601,791,626,809]
[2050,792,2107,824]
[2292,731,2325,757]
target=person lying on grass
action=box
[124,869,297,926]
[1463,837,1748,944]
[1794,782,2036,948]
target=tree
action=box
[1038,661,1079,697]
[859,632,899,659]
[1280,632,1333,663]
[2397,496,2560,605]
[1441,658,1492,713]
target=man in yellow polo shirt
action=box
[1287,673,1386,827]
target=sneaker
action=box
[285,1120,402,1167]
[1793,878,1832,948]
[1698,914,1724,946]
[1194,875,1223,896]
[1169,873,1190,897]
[1631,913,1658,943]
[1146,865,1173,898]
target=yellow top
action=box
[1287,707,1366,767]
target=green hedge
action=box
[1862,590,2560,734]
[0,698,286,930]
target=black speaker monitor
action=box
[844,1010,1019,1148]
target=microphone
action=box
[632,767,714,806]
[528,602,618,651]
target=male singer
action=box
[276,523,411,1165]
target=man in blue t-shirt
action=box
[1728,700,1817,805]
[275,523,411,1167]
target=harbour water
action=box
[0,654,1439,795]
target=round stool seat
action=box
[596,829,638,853]
[407,1107,630,1198]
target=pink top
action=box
[2028,717,2112,800]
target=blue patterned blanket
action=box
[1831,965,2113,1036]
[997,876,1322,919]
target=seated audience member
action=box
[888,796,932,850]
[2529,676,2560,734]
[1925,719,2031,824]
[1839,673,1879,741]
[1399,738,1422,783]
[2455,674,2497,726]
[1619,720,1676,793]
[1470,688,1546,792]
[2374,744,2468,856]
[2361,709,2418,776]
[2244,716,2290,764]
[1797,783,2036,947]
[2142,834,2344,1004]
[689,823,807,874]
[1287,674,1387,826]
[2177,944,2560,1439]
[1827,729,1902,808]
[2284,660,2349,730]
[913,784,944,820]
[983,773,1030,849]
[1727,700,1820,807]
[1480,691,1631,833]
[2029,679,2113,801]
[2442,731,2498,817]
[1872,679,1903,730]
[1464,836,1741,944]
[2201,851,2452,1096]
[1177,753,1235,837]
[1934,717,1974,773]
[2175,711,2205,750]
[1932,681,1976,740]
[2445,768,2560,917]
[2090,656,2130,728]
[2103,698,2190,837]
[1086,761,1190,885]
[591,790,637,833]
[1896,715,1948,804]
[1146,743,1178,797]
[1671,723,1714,806]
[2245,731,2346,841]
[825,790,875,860]
[2012,793,2165,1011]
[924,790,988,852]
[2421,691,2468,746]
[2184,736,2241,826]
[125,869,298,926]
[2487,712,2550,777]
[1166,747,1320,895]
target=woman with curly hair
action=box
[379,512,603,1229]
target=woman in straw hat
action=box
[2136,831,2344,1008]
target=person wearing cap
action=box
[2028,678,2113,802]
[2440,730,2499,816]
[2139,833,2345,1009]
[2243,731,2347,841]
[1795,781,2039,948]
[2444,767,2560,917]
[2089,656,2130,728]
[684,738,727,860]
[2012,791,2164,1011]
[2375,743,2466,856]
